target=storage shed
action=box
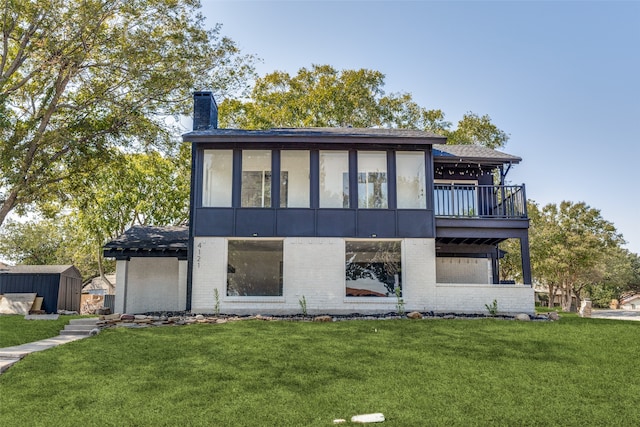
[0,265,83,313]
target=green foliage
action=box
[219,64,508,149]
[444,112,509,149]
[213,288,220,317]
[298,295,307,317]
[2,319,640,426]
[0,146,191,279]
[395,286,405,316]
[527,200,630,309]
[485,299,499,316]
[0,218,111,280]
[0,0,255,226]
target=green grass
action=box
[0,315,84,347]
[1,316,639,426]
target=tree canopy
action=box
[500,200,634,309]
[219,64,509,148]
[0,0,255,227]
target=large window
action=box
[320,151,350,208]
[227,240,283,296]
[396,152,426,209]
[242,150,272,207]
[202,150,233,207]
[280,150,310,208]
[358,152,388,209]
[345,240,401,297]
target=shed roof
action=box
[103,225,189,260]
[433,145,521,166]
[0,265,81,277]
[183,127,447,145]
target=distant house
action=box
[104,92,533,315]
[620,295,640,311]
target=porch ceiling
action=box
[436,236,506,246]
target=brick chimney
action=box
[193,91,218,130]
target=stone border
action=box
[97,311,556,329]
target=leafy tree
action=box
[0,217,108,280]
[0,147,189,280]
[68,146,191,279]
[446,113,509,149]
[528,201,625,310]
[0,219,64,265]
[587,249,640,307]
[219,64,508,148]
[0,0,255,227]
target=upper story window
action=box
[280,150,310,208]
[396,151,426,209]
[242,150,271,208]
[358,151,388,209]
[319,151,349,208]
[203,149,233,207]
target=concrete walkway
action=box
[0,318,99,374]
[591,309,640,321]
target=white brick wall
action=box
[191,237,442,314]
[435,283,534,314]
[123,236,539,316]
[402,238,437,311]
[191,237,227,313]
[115,257,185,314]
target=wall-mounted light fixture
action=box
[370,233,377,238]
[252,233,259,237]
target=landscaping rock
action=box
[515,313,531,321]
[313,315,333,322]
[351,413,385,423]
[120,314,135,321]
[547,312,560,321]
[101,313,121,321]
[195,314,205,320]
[407,311,423,319]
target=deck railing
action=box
[434,184,527,219]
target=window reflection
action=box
[345,240,401,297]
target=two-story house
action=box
[104,92,533,315]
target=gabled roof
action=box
[621,294,640,305]
[183,127,447,145]
[103,225,189,260]
[433,145,521,166]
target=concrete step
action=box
[63,324,96,331]
[60,329,94,336]
[60,318,99,336]
[68,318,99,326]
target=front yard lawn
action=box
[1,316,638,426]
[0,314,84,347]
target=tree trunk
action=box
[561,280,573,312]
[547,282,556,308]
[0,190,19,228]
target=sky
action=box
[201,0,640,254]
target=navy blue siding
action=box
[0,274,59,313]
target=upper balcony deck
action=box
[434,184,527,219]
